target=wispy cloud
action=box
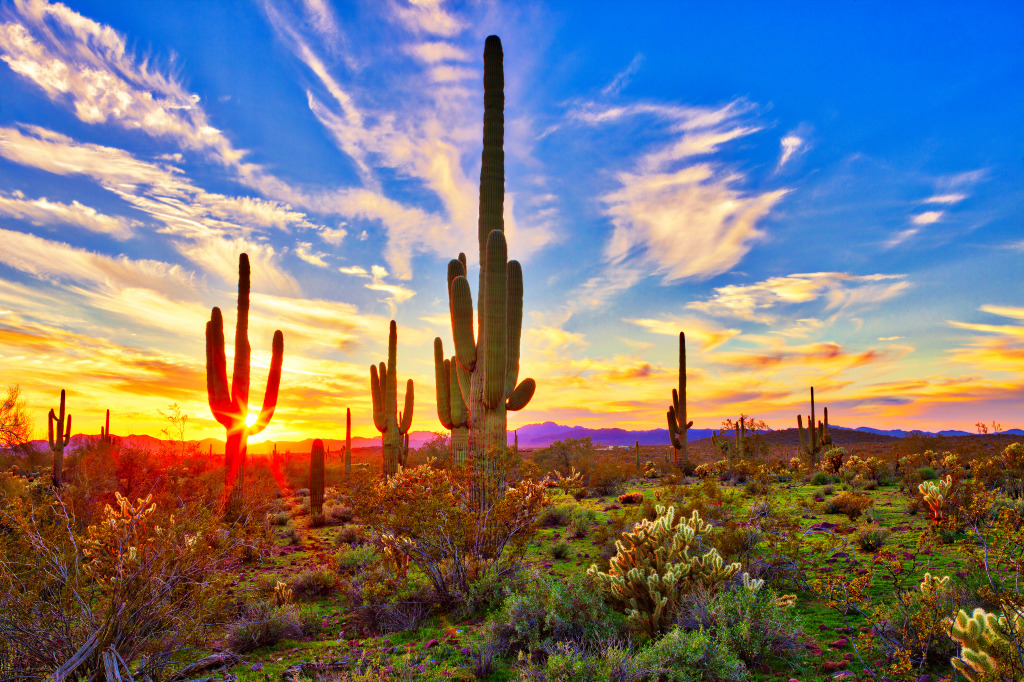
[912,211,943,225]
[389,0,467,37]
[0,190,136,239]
[601,53,644,97]
[924,193,966,205]
[625,316,741,350]
[687,272,909,323]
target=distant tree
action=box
[0,385,31,451]
[976,421,989,435]
[418,432,452,467]
[158,403,189,457]
[721,414,771,435]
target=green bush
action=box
[337,544,380,574]
[810,471,832,486]
[289,567,338,600]
[539,503,576,527]
[636,627,747,681]
[856,527,891,552]
[519,641,653,681]
[918,466,939,481]
[551,540,571,560]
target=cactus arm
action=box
[450,276,477,370]
[456,360,471,404]
[231,254,252,418]
[477,35,505,261]
[434,338,453,429]
[249,330,284,435]
[205,308,234,427]
[63,414,71,446]
[506,378,535,412]
[400,379,414,433]
[48,408,55,450]
[447,258,466,296]
[450,357,469,426]
[483,230,508,408]
[370,364,386,432]
[504,260,523,397]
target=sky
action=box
[0,0,1021,443]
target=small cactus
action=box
[47,389,71,486]
[100,409,113,445]
[274,580,293,606]
[949,607,1024,681]
[370,320,414,477]
[919,474,953,522]
[310,439,325,517]
[797,386,831,467]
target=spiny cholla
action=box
[949,607,1024,682]
[587,505,741,637]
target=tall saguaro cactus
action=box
[48,389,71,486]
[666,332,693,469]
[370,320,414,477]
[434,337,470,467]
[345,408,352,475]
[797,386,832,467]
[206,253,285,516]
[310,439,325,517]
[447,35,536,505]
[100,408,113,444]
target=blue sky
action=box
[0,0,1021,441]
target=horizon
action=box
[0,1,1021,443]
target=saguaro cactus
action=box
[48,389,71,486]
[206,253,284,516]
[345,408,352,475]
[711,417,745,460]
[797,387,831,467]
[100,408,112,444]
[447,35,536,505]
[370,320,414,476]
[666,332,693,469]
[310,439,325,517]
[434,337,469,467]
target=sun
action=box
[245,412,258,428]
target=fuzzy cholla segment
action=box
[919,474,953,521]
[949,607,1024,681]
[587,505,741,637]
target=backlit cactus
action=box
[919,474,952,522]
[310,438,325,517]
[587,505,741,637]
[345,407,352,476]
[370,320,414,477]
[434,337,469,467]
[206,253,284,517]
[47,389,71,486]
[100,408,113,444]
[447,36,535,505]
[666,332,693,469]
[797,386,831,467]
[949,607,1024,681]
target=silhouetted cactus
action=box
[447,35,535,506]
[370,320,414,476]
[310,439,325,517]
[345,407,352,476]
[434,337,469,467]
[711,417,745,460]
[206,253,284,516]
[797,387,831,467]
[100,408,113,444]
[666,332,693,469]
[47,389,71,486]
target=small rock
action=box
[250,663,263,672]
[425,639,439,649]
[830,637,848,647]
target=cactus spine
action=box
[47,389,71,486]
[666,332,693,469]
[206,253,285,516]
[345,408,352,475]
[370,320,414,477]
[447,35,535,505]
[310,438,325,517]
[797,387,831,467]
[434,337,469,467]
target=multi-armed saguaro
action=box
[48,389,71,486]
[666,332,693,469]
[310,438,325,517]
[206,253,284,515]
[447,35,536,504]
[434,337,469,467]
[370,320,414,476]
[797,386,831,467]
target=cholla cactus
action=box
[775,593,797,608]
[949,607,1024,681]
[919,572,951,595]
[274,580,293,606]
[741,571,764,593]
[81,492,158,584]
[587,505,741,637]
[919,474,953,521]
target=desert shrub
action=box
[810,471,832,486]
[282,521,302,545]
[825,492,873,521]
[489,571,625,653]
[676,582,802,665]
[293,498,311,516]
[635,627,747,681]
[856,527,891,552]
[588,506,740,638]
[326,503,354,524]
[295,487,310,497]
[289,567,338,600]
[358,463,548,607]
[586,457,628,497]
[618,491,644,505]
[0,492,235,679]
[337,544,380,575]
[269,510,291,525]
[343,564,433,634]
[918,466,938,481]
[551,540,571,560]
[226,601,302,653]
[517,641,654,681]
[334,523,365,546]
[862,478,879,490]
[309,511,326,527]
[539,503,575,527]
